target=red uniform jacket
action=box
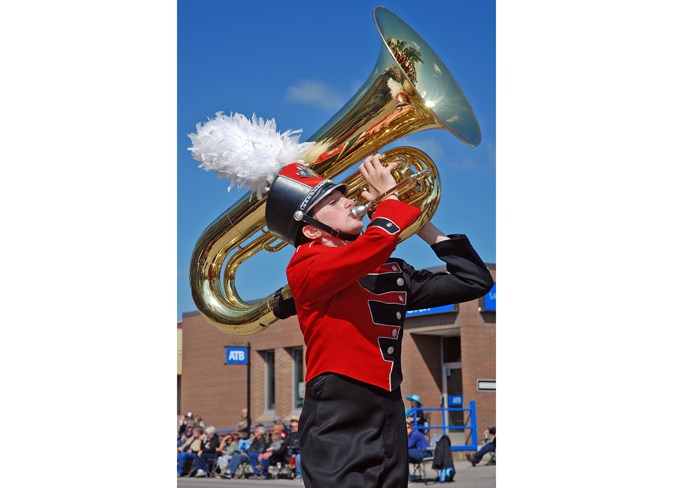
[286,199,493,392]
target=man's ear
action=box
[301,224,322,240]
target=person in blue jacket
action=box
[407,418,432,464]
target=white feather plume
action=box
[188,112,315,199]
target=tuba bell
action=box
[189,6,481,335]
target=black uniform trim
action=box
[367,300,407,326]
[360,259,405,294]
[359,274,403,295]
[377,337,403,389]
[367,217,400,234]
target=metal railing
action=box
[409,400,478,451]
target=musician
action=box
[265,154,494,488]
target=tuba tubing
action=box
[189,7,480,335]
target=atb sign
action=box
[225,347,248,365]
[449,395,463,406]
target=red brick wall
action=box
[180,313,305,429]
[460,304,496,436]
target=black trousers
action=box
[299,373,408,488]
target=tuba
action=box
[189,7,481,335]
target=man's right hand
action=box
[358,154,400,201]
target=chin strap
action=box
[301,214,359,241]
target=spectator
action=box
[235,408,250,439]
[286,416,302,480]
[194,414,206,429]
[466,426,496,466]
[407,419,432,465]
[254,431,286,479]
[247,426,271,480]
[177,425,204,476]
[216,433,238,476]
[194,426,219,477]
[221,426,267,479]
[405,394,426,425]
[177,412,195,445]
[272,416,288,440]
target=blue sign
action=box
[449,395,463,406]
[225,347,248,365]
[482,283,496,311]
[406,303,455,317]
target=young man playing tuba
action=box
[190,113,493,487]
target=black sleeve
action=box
[407,234,494,311]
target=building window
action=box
[441,336,464,427]
[264,350,275,411]
[292,347,305,408]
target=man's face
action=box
[311,190,363,236]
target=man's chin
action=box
[351,224,365,235]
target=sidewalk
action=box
[177,460,496,488]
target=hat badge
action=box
[296,167,317,178]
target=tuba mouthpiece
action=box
[350,204,369,220]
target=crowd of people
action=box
[177,411,302,480]
[177,408,495,481]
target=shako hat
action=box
[189,112,358,248]
[265,163,349,247]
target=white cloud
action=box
[286,80,345,111]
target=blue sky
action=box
[6,1,676,483]
[178,0,496,322]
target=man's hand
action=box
[358,154,400,201]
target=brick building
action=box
[178,265,495,448]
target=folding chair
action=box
[234,456,253,479]
[410,434,441,484]
[410,454,435,484]
[207,456,220,477]
[186,453,219,477]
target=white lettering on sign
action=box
[228,350,245,362]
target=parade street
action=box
[177,462,496,488]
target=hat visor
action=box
[306,183,348,214]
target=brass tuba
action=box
[189,7,481,335]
